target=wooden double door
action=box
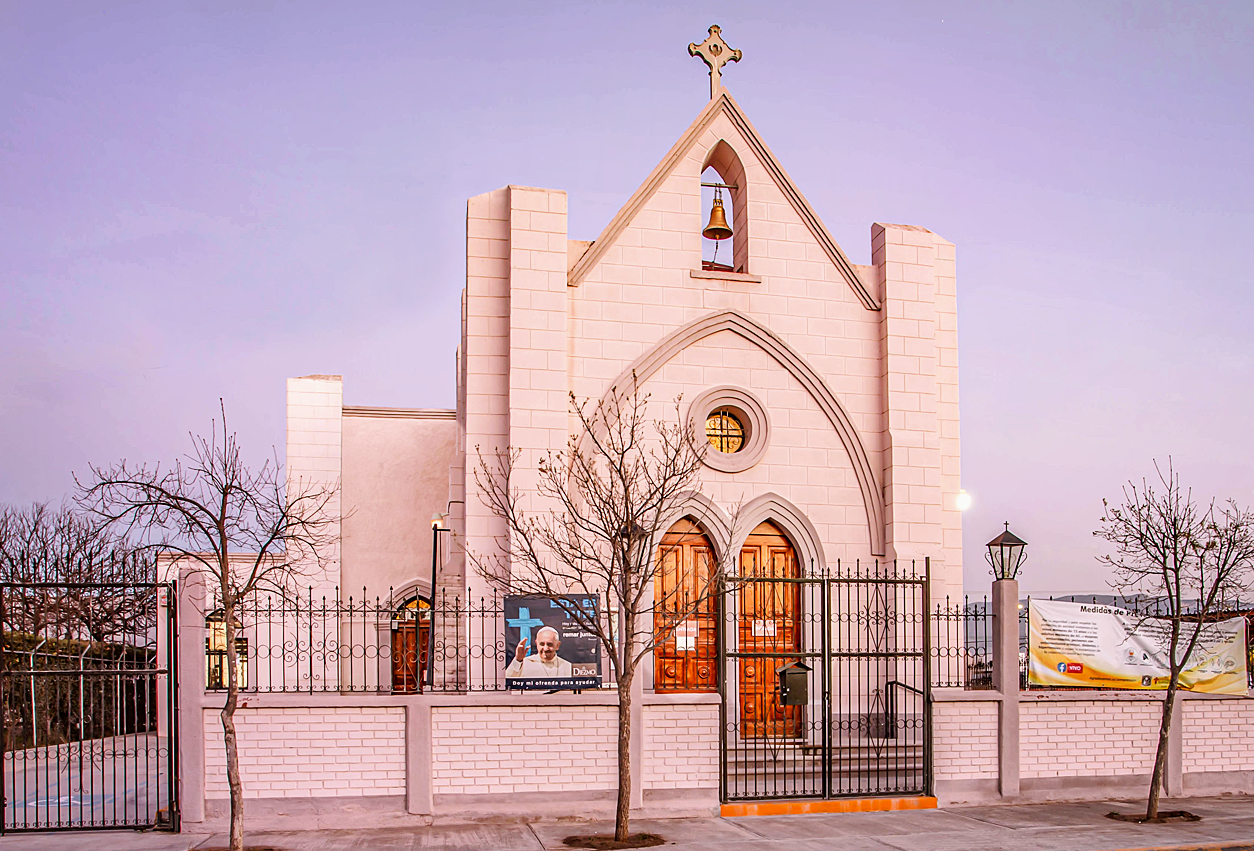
[653,520,801,738]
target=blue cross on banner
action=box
[506,607,545,649]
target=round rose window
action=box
[690,387,770,473]
[706,408,745,454]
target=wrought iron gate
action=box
[1,582,179,832]
[720,559,930,801]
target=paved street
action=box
[4,796,1254,851]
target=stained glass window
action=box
[706,408,745,453]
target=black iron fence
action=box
[929,596,992,690]
[719,559,931,801]
[205,587,1254,697]
[205,586,1006,695]
[1,639,156,752]
[0,581,177,833]
[209,589,620,693]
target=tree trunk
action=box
[615,663,634,842]
[1146,677,1178,820]
[223,600,245,851]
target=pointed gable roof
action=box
[568,91,880,311]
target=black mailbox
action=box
[776,660,811,706]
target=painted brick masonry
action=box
[203,707,405,799]
[431,705,618,794]
[1020,701,1159,778]
[643,704,719,790]
[932,701,998,781]
[1184,699,1254,773]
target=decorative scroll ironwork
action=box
[206,588,619,694]
[930,596,993,690]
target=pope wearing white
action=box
[505,625,573,678]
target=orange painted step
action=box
[721,796,938,817]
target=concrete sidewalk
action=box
[4,796,1254,851]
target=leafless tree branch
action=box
[74,401,338,851]
[469,377,739,841]
[1096,459,1254,819]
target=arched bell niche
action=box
[700,140,748,274]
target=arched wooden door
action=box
[653,519,718,692]
[738,520,801,738]
[391,596,431,694]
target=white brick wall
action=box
[286,375,343,596]
[1183,699,1254,772]
[203,707,405,798]
[431,705,618,794]
[643,704,718,789]
[933,701,998,780]
[1020,701,1159,778]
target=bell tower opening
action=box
[700,141,748,274]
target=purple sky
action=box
[3,2,1252,597]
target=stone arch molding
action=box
[390,578,433,608]
[650,491,734,565]
[595,309,886,556]
[734,493,827,576]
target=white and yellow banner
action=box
[1028,598,1248,694]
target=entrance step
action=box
[720,796,938,817]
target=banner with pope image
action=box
[1028,598,1248,693]
[503,595,602,690]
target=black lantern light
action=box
[985,522,1027,581]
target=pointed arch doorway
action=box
[654,519,718,692]
[736,520,802,738]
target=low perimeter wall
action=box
[181,580,1254,822]
[930,577,1254,806]
[190,692,721,827]
[936,691,1254,805]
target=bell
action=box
[702,196,733,240]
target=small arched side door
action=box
[391,596,431,694]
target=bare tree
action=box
[0,502,156,642]
[472,380,738,843]
[76,404,337,851]
[1096,460,1254,820]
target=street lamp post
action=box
[985,522,1028,795]
[429,514,453,688]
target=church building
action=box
[284,24,964,625]
[183,27,984,825]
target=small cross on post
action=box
[689,24,742,100]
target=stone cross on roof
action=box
[688,25,742,100]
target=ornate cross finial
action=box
[688,25,741,100]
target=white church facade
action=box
[283,73,965,623]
